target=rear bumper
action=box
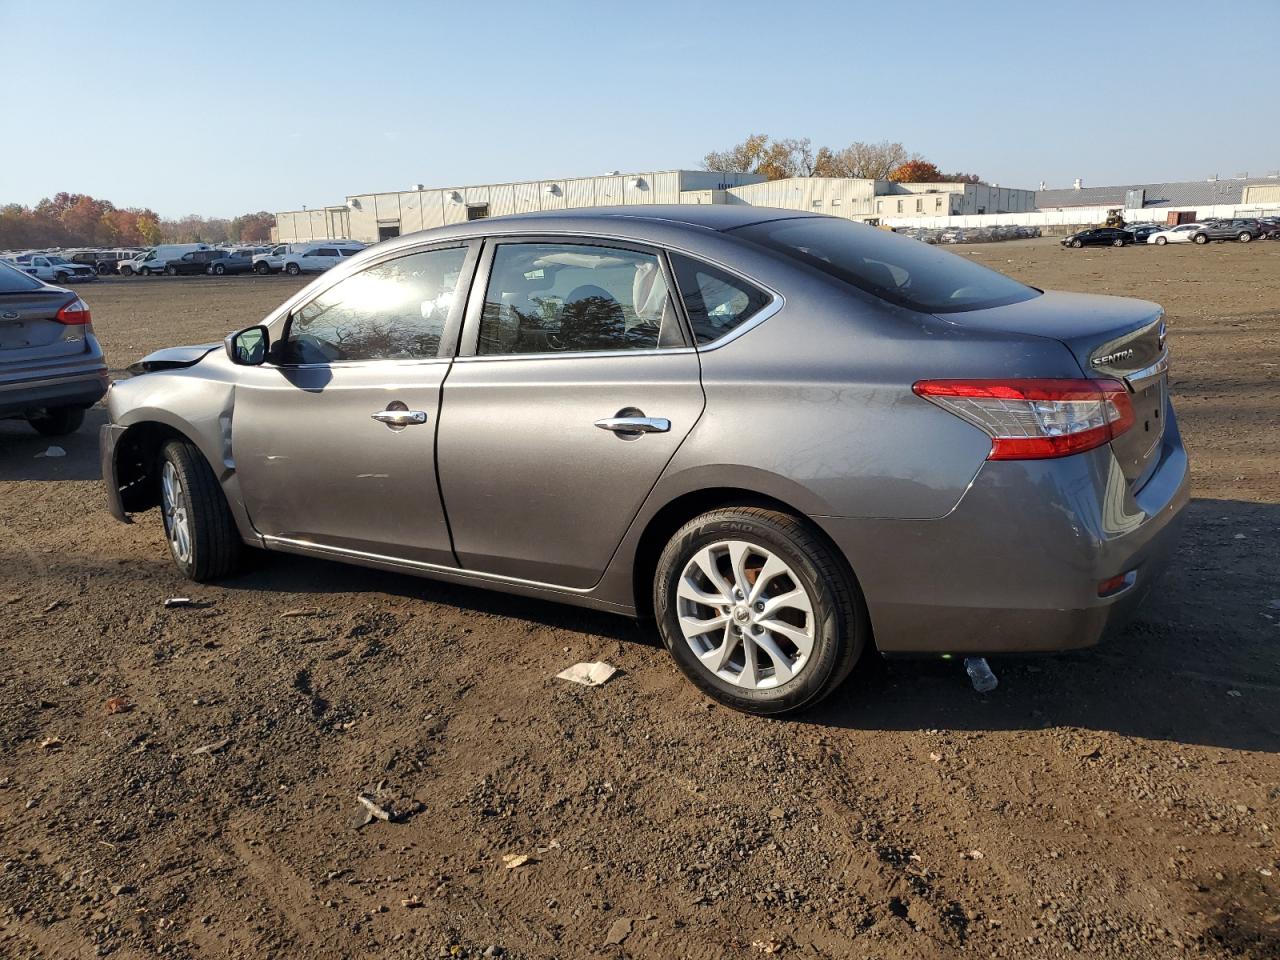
[816,407,1190,655]
[0,367,109,419]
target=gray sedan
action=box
[1,260,108,435]
[100,207,1189,715]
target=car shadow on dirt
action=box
[808,498,1279,754]
[199,496,1280,753]
[0,406,107,483]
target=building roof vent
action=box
[411,183,426,191]
[1072,178,1083,190]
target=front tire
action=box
[1194,233,1209,244]
[158,439,242,582]
[165,265,178,276]
[28,406,85,436]
[1112,238,1125,247]
[120,265,135,276]
[1154,236,1168,245]
[54,271,69,282]
[1070,239,1083,248]
[213,263,226,275]
[140,267,153,276]
[254,262,271,275]
[1238,232,1252,243]
[653,507,864,716]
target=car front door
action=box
[232,241,478,565]
[436,237,705,588]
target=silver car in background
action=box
[0,260,108,435]
[100,207,1188,715]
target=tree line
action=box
[702,134,981,184]
[0,193,276,250]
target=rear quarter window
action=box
[0,260,44,292]
[733,216,1038,314]
[670,254,772,345]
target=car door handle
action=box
[371,409,428,427]
[594,416,670,434]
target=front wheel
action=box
[254,262,271,275]
[28,406,85,436]
[1112,238,1125,247]
[1154,236,1168,245]
[120,265,135,276]
[285,262,301,276]
[1070,239,1083,248]
[1193,233,1209,244]
[165,265,178,276]
[1238,233,1252,243]
[140,267,152,276]
[158,439,242,582]
[54,271,69,282]
[213,263,226,275]
[653,507,864,716]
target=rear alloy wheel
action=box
[654,507,864,715]
[1194,233,1209,244]
[213,263,226,275]
[285,262,301,276]
[1238,232,1252,243]
[28,406,85,436]
[158,439,242,582]
[1112,238,1125,247]
[1070,239,1083,248]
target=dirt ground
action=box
[2,240,1278,960]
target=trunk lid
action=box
[0,286,86,366]
[936,290,1168,489]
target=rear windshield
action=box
[0,260,44,293]
[733,217,1039,314]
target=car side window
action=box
[280,246,468,365]
[477,242,683,356]
[669,254,772,345]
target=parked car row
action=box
[892,224,1043,244]
[1061,217,1280,249]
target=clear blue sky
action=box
[2,0,1277,218]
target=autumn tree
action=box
[229,211,275,242]
[703,133,772,174]
[887,159,945,183]
[814,140,910,179]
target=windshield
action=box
[0,259,45,292]
[733,217,1039,314]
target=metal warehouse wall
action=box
[726,178,879,218]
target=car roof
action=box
[368,205,821,257]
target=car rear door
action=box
[436,236,704,588]
[232,241,478,565]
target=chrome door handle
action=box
[594,416,670,434]
[371,409,428,427]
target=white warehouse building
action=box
[273,169,1035,243]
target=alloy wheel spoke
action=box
[691,547,734,601]
[704,622,740,673]
[677,574,728,608]
[759,587,806,619]
[738,633,758,687]
[761,618,814,659]
[747,554,788,605]
[752,632,794,684]
[726,541,753,598]
[680,612,728,639]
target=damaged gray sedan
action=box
[101,207,1188,715]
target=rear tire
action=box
[1193,233,1209,244]
[1238,232,1252,243]
[653,507,865,716]
[158,439,242,582]
[140,267,152,276]
[28,406,85,436]
[213,263,226,275]
[285,262,301,276]
[165,265,178,276]
[1112,238,1125,247]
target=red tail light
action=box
[55,297,92,325]
[912,378,1135,460]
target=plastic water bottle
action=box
[964,657,998,693]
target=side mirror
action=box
[225,325,269,366]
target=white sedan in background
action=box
[1147,223,1203,245]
